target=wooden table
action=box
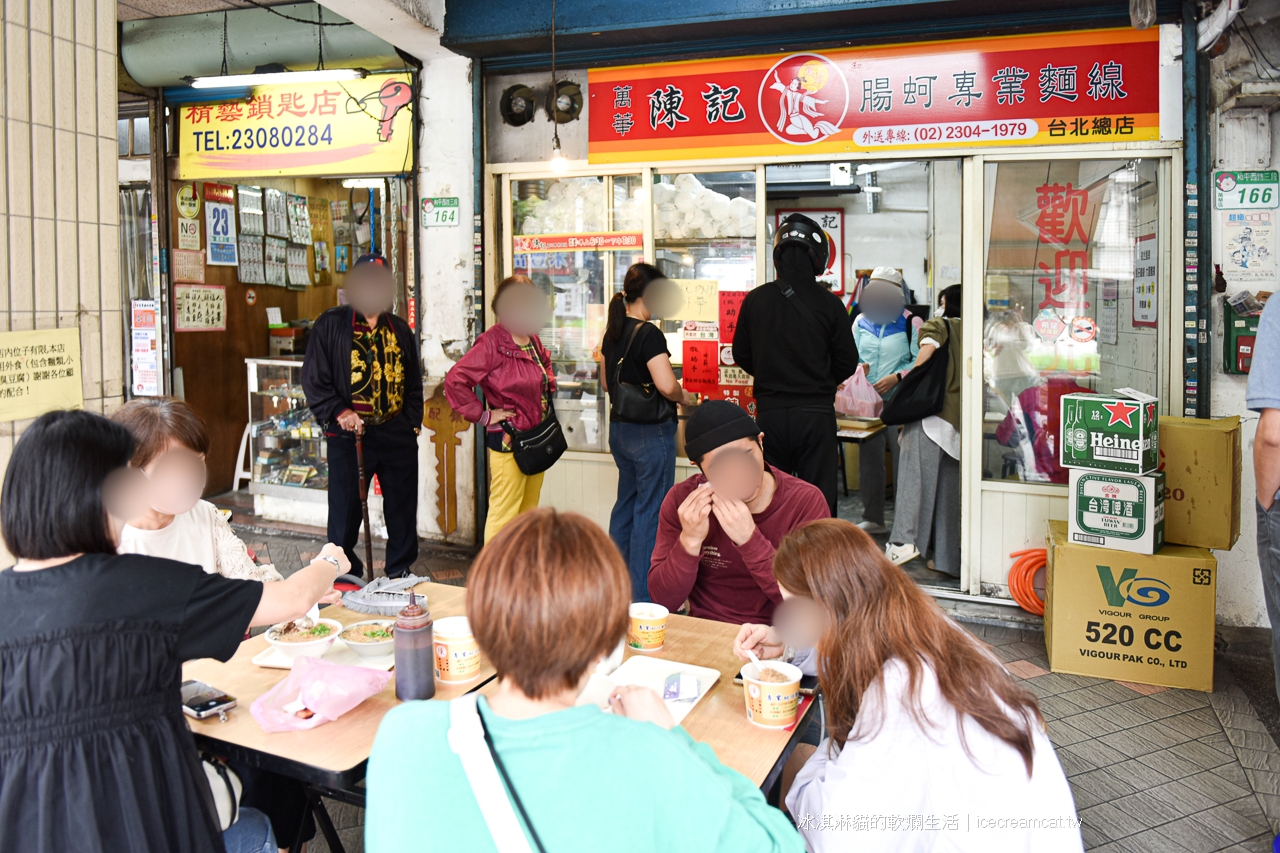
[480,611,817,792]
[183,582,496,851]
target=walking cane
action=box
[355,430,375,577]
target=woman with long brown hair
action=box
[736,519,1081,852]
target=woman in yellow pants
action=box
[445,275,557,542]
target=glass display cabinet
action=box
[246,357,328,494]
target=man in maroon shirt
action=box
[649,401,829,625]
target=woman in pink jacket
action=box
[445,275,557,542]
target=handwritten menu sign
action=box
[174,284,227,331]
[172,249,205,284]
[673,279,718,322]
[682,340,719,393]
[719,290,746,342]
[0,328,83,420]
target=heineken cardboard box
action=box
[1159,416,1242,551]
[1059,388,1159,475]
[1068,469,1165,555]
[1045,521,1216,692]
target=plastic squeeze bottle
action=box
[394,590,435,701]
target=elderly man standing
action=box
[303,252,423,579]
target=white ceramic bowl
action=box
[265,618,343,660]
[340,620,396,658]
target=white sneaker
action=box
[857,521,889,535]
[885,543,921,565]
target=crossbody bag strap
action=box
[448,695,542,853]
[613,321,643,390]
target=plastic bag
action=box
[250,656,393,733]
[836,369,884,418]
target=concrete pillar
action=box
[317,0,479,546]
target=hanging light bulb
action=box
[546,0,567,174]
[550,138,568,173]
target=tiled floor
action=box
[233,520,1280,853]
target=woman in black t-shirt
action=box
[599,263,699,601]
[0,410,346,853]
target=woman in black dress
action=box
[0,410,346,853]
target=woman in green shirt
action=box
[366,508,801,853]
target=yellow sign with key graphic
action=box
[177,73,413,179]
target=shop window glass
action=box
[510,175,644,452]
[133,117,151,156]
[116,118,130,157]
[982,159,1161,484]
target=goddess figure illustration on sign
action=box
[769,61,842,140]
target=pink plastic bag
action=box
[836,369,884,418]
[250,656,393,733]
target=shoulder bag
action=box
[501,395,567,475]
[610,322,677,424]
[880,319,951,426]
[448,694,548,853]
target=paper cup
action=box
[433,616,481,683]
[627,603,669,652]
[742,661,803,729]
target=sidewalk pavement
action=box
[240,523,1280,853]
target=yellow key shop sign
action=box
[177,73,413,179]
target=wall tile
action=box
[96,136,115,226]
[74,0,94,48]
[53,127,74,220]
[0,120,7,215]
[5,0,28,29]
[52,37,74,131]
[101,309,122,398]
[8,215,32,316]
[77,221,98,311]
[33,310,57,330]
[9,312,33,332]
[95,49,113,140]
[30,123,54,220]
[29,0,52,34]
[78,310,101,399]
[75,131,95,223]
[98,223,118,307]
[51,0,72,42]
[0,214,8,317]
[96,0,112,58]
[6,119,30,217]
[32,216,55,313]
[56,218,76,311]
[28,31,52,128]
[74,43,94,135]
[5,26,30,125]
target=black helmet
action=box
[773,213,829,275]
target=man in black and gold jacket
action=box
[303,252,423,579]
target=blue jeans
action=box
[223,807,277,853]
[1258,496,1280,704]
[609,419,677,602]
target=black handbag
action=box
[610,322,677,424]
[880,319,952,426]
[500,397,568,475]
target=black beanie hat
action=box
[684,401,760,462]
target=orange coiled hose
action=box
[1008,548,1047,616]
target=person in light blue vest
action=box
[851,267,919,534]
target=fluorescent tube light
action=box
[187,68,367,89]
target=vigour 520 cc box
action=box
[1159,416,1242,551]
[1044,521,1216,692]
[1059,388,1159,475]
[1068,469,1165,555]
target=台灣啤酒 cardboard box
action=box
[1158,416,1242,551]
[1045,521,1216,691]
[1059,390,1159,475]
[1068,469,1165,555]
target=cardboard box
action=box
[1044,521,1216,691]
[1059,389,1159,474]
[1069,469,1165,554]
[1159,416,1242,551]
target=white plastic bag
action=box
[836,369,884,418]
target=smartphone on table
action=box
[181,679,237,720]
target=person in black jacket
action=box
[302,252,424,579]
[732,214,859,516]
